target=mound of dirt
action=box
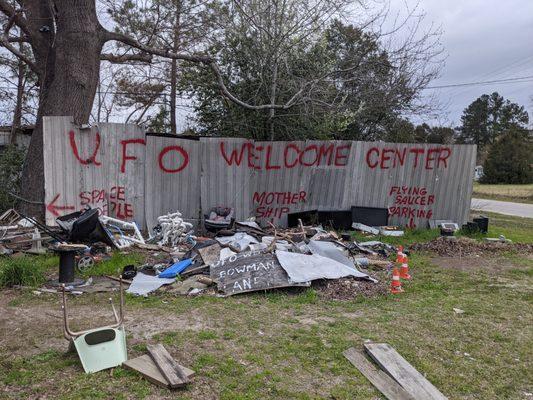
[410,236,533,257]
[314,273,389,301]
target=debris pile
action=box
[411,236,533,257]
[150,211,194,247]
[0,206,410,300]
[118,216,400,299]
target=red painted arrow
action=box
[46,194,75,216]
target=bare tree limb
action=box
[0,34,38,74]
[100,52,153,63]
[102,29,294,110]
[0,0,31,37]
[7,35,28,42]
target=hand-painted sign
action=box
[210,251,309,296]
[43,117,476,229]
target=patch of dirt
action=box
[430,256,523,273]
[313,272,389,300]
[0,290,211,358]
[411,236,533,257]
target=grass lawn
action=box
[0,213,532,399]
[473,182,533,204]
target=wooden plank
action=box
[147,344,190,388]
[105,275,133,285]
[122,355,194,389]
[180,264,208,278]
[343,348,415,400]
[364,343,447,400]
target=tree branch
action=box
[100,52,153,63]
[0,34,38,74]
[0,0,31,37]
[102,29,294,110]
[7,35,28,42]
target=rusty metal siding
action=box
[144,135,201,231]
[43,118,476,229]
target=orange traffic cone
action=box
[399,254,411,280]
[395,245,404,263]
[390,267,404,294]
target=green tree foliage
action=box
[481,129,533,184]
[457,92,529,151]
[414,123,455,144]
[182,15,440,141]
[0,145,25,213]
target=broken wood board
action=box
[105,275,133,285]
[364,343,447,400]
[197,243,221,265]
[123,354,194,389]
[210,250,309,296]
[180,264,208,278]
[147,344,190,388]
[343,347,415,400]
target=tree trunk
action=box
[268,61,278,141]
[170,58,177,134]
[19,0,104,220]
[10,40,24,146]
[169,4,182,135]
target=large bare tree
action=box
[0,0,299,218]
[0,0,442,218]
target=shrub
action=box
[0,145,26,213]
[481,129,533,184]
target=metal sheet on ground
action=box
[343,347,414,400]
[364,343,448,400]
[276,250,368,282]
[210,251,309,296]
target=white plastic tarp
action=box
[215,232,259,252]
[275,250,369,283]
[126,272,175,295]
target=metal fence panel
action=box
[200,137,255,222]
[43,118,476,230]
[144,135,201,231]
[43,117,145,227]
[344,142,476,228]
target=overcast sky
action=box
[390,0,533,127]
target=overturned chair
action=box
[61,280,127,373]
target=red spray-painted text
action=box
[366,146,451,170]
[253,191,307,219]
[388,186,434,228]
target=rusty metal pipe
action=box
[60,278,125,341]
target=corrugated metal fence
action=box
[43,117,476,229]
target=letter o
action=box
[299,145,319,167]
[366,147,380,168]
[158,145,189,173]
